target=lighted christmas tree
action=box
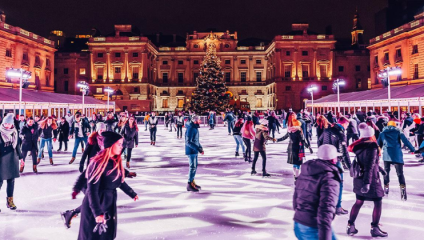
[188,43,230,113]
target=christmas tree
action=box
[188,43,230,113]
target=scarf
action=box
[97,135,105,150]
[0,124,18,148]
[348,137,381,156]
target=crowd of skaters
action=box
[0,106,423,239]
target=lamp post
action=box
[6,68,31,116]
[104,86,114,112]
[77,81,89,115]
[378,67,402,112]
[307,86,318,116]
[333,78,345,113]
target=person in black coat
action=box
[57,117,70,152]
[120,116,138,169]
[376,116,388,133]
[79,123,106,173]
[104,112,118,132]
[19,117,40,173]
[78,131,138,239]
[346,123,387,237]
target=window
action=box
[285,86,292,91]
[178,99,184,108]
[224,44,230,48]
[46,59,50,66]
[355,65,361,72]
[162,99,169,108]
[256,72,262,82]
[194,44,199,48]
[97,68,104,80]
[193,72,199,80]
[162,60,168,65]
[35,56,41,66]
[64,68,69,74]
[322,86,327,91]
[225,72,231,82]
[115,67,121,73]
[320,65,327,78]
[132,67,139,79]
[64,81,69,92]
[163,72,168,83]
[338,66,344,72]
[241,59,246,64]
[54,68,57,74]
[302,65,309,78]
[413,45,418,54]
[132,52,138,58]
[302,51,308,56]
[178,72,184,83]
[286,51,290,56]
[134,87,139,93]
[79,68,86,75]
[284,65,291,78]
[6,49,12,57]
[414,64,419,79]
[256,98,262,108]
[115,52,121,58]
[96,88,103,94]
[23,53,28,61]
[225,59,231,64]
[256,59,262,64]
[97,53,103,58]
[384,52,389,61]
[193,60,199,64]
[178,60,183,65]
[240,72,247,82]
[356,78,362,89]
[396,49,402,58]
[374,56,378,64]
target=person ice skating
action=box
[69,114,91,164]
[37,116,58,165]
[143,113,150,131]
[104,112,118,132]
[241,116,255,162]
[267,111,278,139]
[164,112,170,130]
[148,112,158,145]
[378,121,415,200]
[20,117,39,173]
[346,123,388,238]
[168,112,177,132]
[208,111,216,130]
[114,112,127,134]
[57,117,70,152]
[318,116,351,215]
[346,114,359,145]
[0,113,22,211]
[251,119,276,177]
[79,123,106,173]
[293,144,342,240]
[120,116,138,169]
[185,114,204,192]
[315,115,329,142]
[176,112,185,139]
[233,118,246,158]
[224,109,235,135]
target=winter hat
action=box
[2,113,15,125]
[387,121,397,127]
[358,123,375,138]
[96,122,106,132]
[259,118,268,126]
[317,144,342,160]
[101,131,123,149]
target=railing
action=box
[0,22,55,47]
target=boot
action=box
[187,182,199,192]
[81,148,84,153]
[418,158,424,163]
[61,210,78,228]
[57,148,61,152]
[64,148,67,152]
[370,225,388,237]
[37,158,41,165]
[6,197,17,210]
[150,141,153,145]
[126,161,130,169]
[235,152,239,157]
[193,180,201,189]
[69,157,75,164]
[42,152,44,159]
[336,207,349,215]
[251,170,257,175]
[243,153,247,162]
[20,162,25,173]
[49,158,54,165]
[248,157,252,163]
[153,141,156,146]
[262,172,271,177]
[346,223,358,236]
[33,165,38,173]
[384,184,389,195]
[400,185,407,201]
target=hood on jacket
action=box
[301,159,342,180]
[382,125,399,132]
[288,126,301,133]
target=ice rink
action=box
[1,125,423,240]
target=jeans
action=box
[243,138,252,160]
[269,124,276,138]
[38,138,53,158]
[233,135,245,153]
[72,136,88,158]
[227,121,234,134]
[187,154,198,182]
[383,161,405,186]
[293,164,300,169]
[336,161,343,208]
[283,119,287,128]
[150,127,157,141]
[0,179,15,197]
[169,123,176,132]
[252,151,267,172]
[294,222,337,240]
[144,121,148,130]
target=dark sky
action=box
[2,0,387,42]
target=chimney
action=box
[0,11,5,23]
[156,33,160,44]
[173,34,176,42]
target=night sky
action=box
[2,0,387,42]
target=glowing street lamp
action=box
[104,86,114,111]
[307,85,318,116]
[333,78,345,113]
[6,68,31,115]
[77,81,89,115]
[378,67,402,111]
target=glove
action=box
[93,222,108,235]
[378,166,387,176]
[309,147,313,154]
[360,184,370,193]
[79,165,84,173]
[127,172,137,178]
[72,191,80,199]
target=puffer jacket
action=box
[293,159,342,240]
[378,126,415,163]
[185,121,203,155]
[318,124,351,168]
[241,122,255,140]
[253,125,274,152]
[346,119,358,135]
[121,123,139,148]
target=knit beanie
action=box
[2,113,15,125]
[101,131,123,149]
[358,123,374,138]
[96,122,106,132]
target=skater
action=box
[144,113,150,131]
[20,117,39,173]
[208,111,216,130]
[378,121,415,200]
[0,113,22,211]
[114,112,127,134]
[120,116,138,169]
[77,131,138,239]
[267,111,278,139]
[37,116,58,165]
[185,114,204,192]
[224,109,235,135]
[347,114,359,145]
[241,116,255,162]
[346,123,388,237]
[148,112,158,145]
[104,112,118,132]
[251,119,276,177]
[164,112,170,130]
[277,113,310,181]
[57,117,70,152]
[293,144,342,240]
[79,122,106,173]
[315,115,329,141]
[69,114,91,165]
[168,112,177,132]
[176,112,185,139]
[233,118,245,158]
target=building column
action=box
[329,49,334,80]
[107,51,111,81]
[313,49,317,79]
[408,101,410,113]
[90,52,94,82]
[294,49,298,80]
[380,102,383,114]
[419,98,422,116]
[397,101,401,119]
[125,51,129,81]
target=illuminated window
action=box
[115,67,121,73]
[302,65,309,78]
[320,65,327,78]
[79,68,86,75]
[162,99,169,108]
[96,88,103,94]
[178,99,184,108]
[97,68,103,80]
[256,98,262,108]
